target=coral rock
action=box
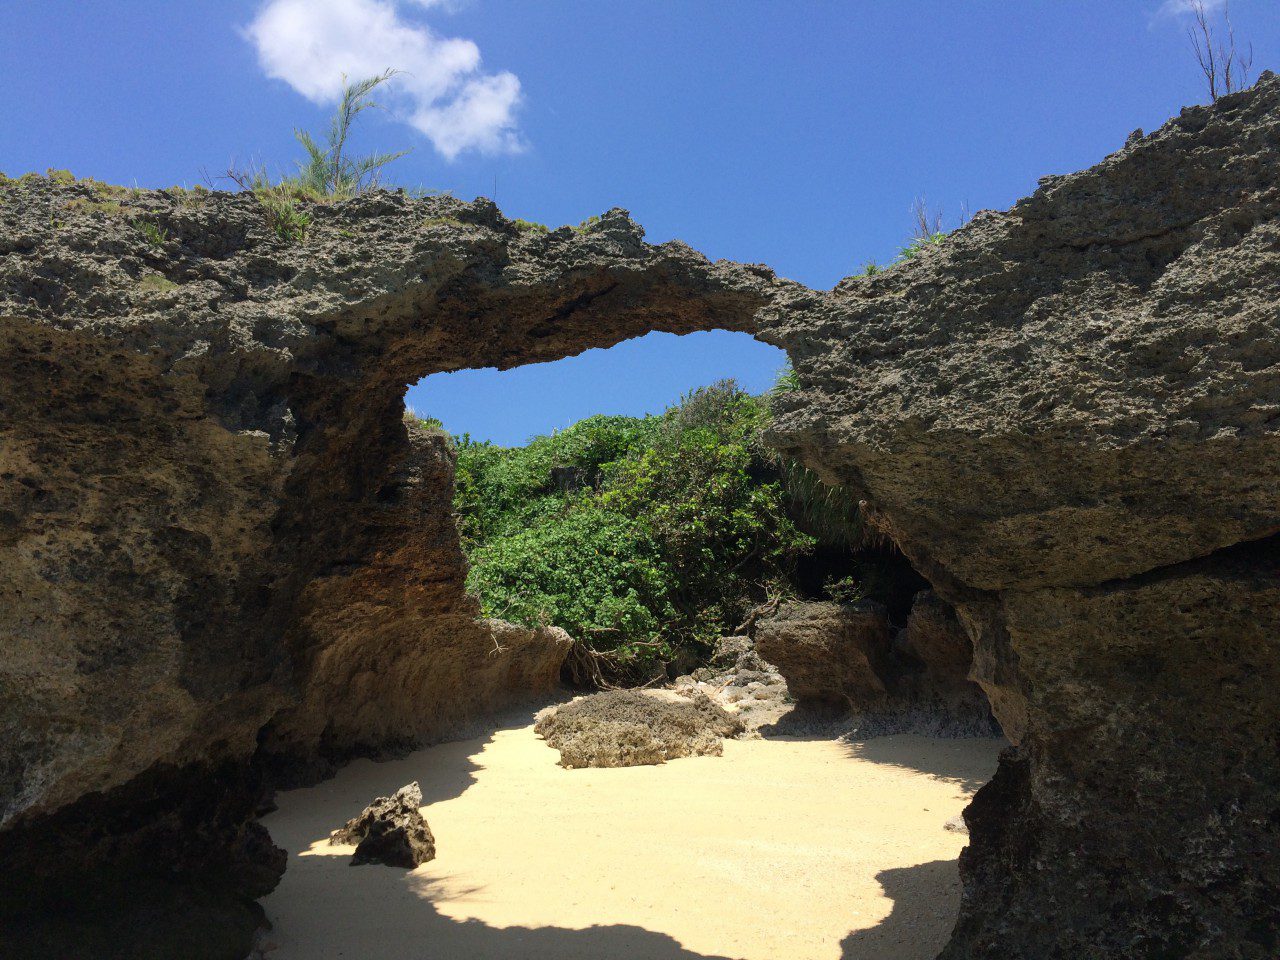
[330,781,435,869]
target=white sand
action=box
[260,708,1001,960]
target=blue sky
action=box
[4,1,1275,444]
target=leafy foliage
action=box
[453,381,816,675]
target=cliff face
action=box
[2,74,1278,959]
[766,74,1280,957]
[0,182,790,956]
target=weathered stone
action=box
[766,76,1280,957]
[535,690,744,768]
[752,594,997,736]
[1,72,1277,959]
[754,601,892,708]
[708,634,754,670]
[894,590,996,732]
[330,781,435,868]
[0,181,784,957]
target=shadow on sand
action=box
[260,704,983,960]
[265,814,741,958]
[260,705,741,959]
[265,707,538,845]
[840,860,964,960]
[265,850,967,960]
[759,709,1001,794]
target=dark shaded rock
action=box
[754,601,892,709]
[766,77,1280,958]
[752,594,997,736]
[535,690,744,768]
[894,590,998,732]
[0,760,283,960]
[0,180,781,954]
[330,781,435,868]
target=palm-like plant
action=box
[293,70,410,199]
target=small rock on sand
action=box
[329,781,436,868]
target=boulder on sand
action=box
[535,690,744,768]
[329,782,435,868]
[754,601,892,709]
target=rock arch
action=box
[2,73,1279,958]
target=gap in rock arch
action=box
[404,329,789,446]
[252,326,1008,960]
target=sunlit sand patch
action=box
[261,709,1001,960]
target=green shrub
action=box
[897,230,947,261]
[133,219,169,248]
[467,503,675,662]
[258,186,312,243]
[226,71,407,245]
[455,382,815,675]
[292,70,409,198]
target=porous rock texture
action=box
[329,780,435,868]
[753,595,998,735]
[765,76,1280,958]
[675,633,792,733]
[0,178,784,957]
[893,591,999,734]
[753,600,893,708]
[534,690,744,768]
[0,73,1277,959]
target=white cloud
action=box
[245,0,522,160]
[1158,0,1228,16]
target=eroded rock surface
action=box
[676,634,792,732]
[1,73,1278,960]
[754,600,892,708]
[893,591,997,734]
[751,596,997,736]
[329,781,435,868]
[535,690,744,768]
[0,179,790,956]
[766,76,1280,958]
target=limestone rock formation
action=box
[0,177,787,957]
[674,634,791,733]
[1,71,1278,960]
[329,781,436,868]
[894,590,997,732]
[751,595,996,735]
[753,601,892,708]
[765,75,1280,957]
[534,690,744,768]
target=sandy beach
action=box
[259,708,1001,960]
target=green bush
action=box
[454,382,815,676]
